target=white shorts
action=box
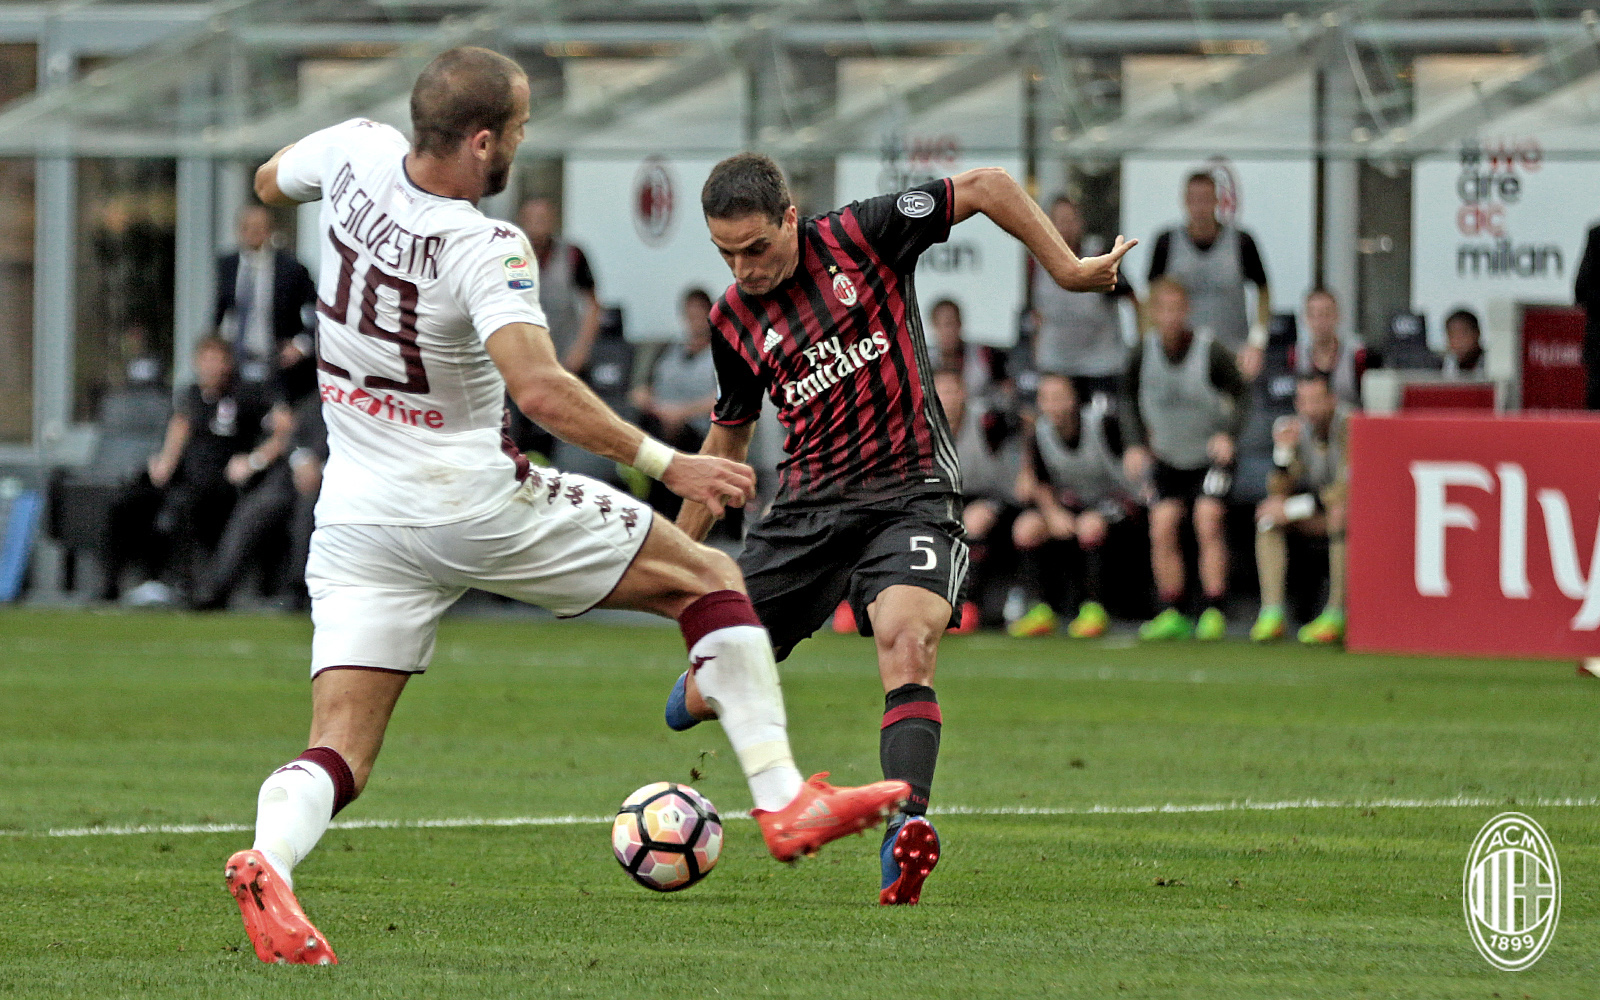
[305,470,654,677]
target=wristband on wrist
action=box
[632,435,675,480]
[1282,493,1318,522]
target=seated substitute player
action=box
[663,153,1133,905]
[1121,277,1250,641]
[224,47,909,966]
[1250,372,1349,644]
[1010,373,1140,639]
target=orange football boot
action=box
[224,849,337,965]
[753,772,909,862]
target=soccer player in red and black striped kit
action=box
[664,153,1133,904]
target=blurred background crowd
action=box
[54,167,1525,646]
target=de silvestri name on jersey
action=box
[274,117,548,528]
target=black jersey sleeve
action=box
[846,178,955,271]
[1238,231,1268,287]
[1146,230,1173,282]
[710,318,766,427]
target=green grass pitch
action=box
[1,607,1597,998]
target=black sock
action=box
[1082,545,1103,604]
[880,683,941,818]
[1017,548,1043,604]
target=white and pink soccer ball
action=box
[612,782,722,892]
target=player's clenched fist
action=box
[663,454,757,516]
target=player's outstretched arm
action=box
[253,144,301,207]
[487,323,756,516]
[674,423,756,543]
[949,167,1135,293]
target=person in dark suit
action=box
[216,205,317,400]
[1574,222,1600,408]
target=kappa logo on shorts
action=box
[565,483,585,507]
[595,493,613,521]
[546,476,563,504]
[896,191,936,218]
[620,506,640,536]
[527,470,544,490]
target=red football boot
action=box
[753,772,909,862]
[224,850,337,965]
[879,815,941,905]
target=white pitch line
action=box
[8,796,1598,839]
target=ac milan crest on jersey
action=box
[832,271,858,307]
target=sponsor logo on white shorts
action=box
[1464,812,1559,970]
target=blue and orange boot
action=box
[880,813,941,905]
[664,671,703,731]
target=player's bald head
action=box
[410,46,527,157]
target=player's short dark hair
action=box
[1444,308,1481,336]
[410,46,526,157]
[701,153,792,224]
[930,298,962,323]
[682,287,712,309]
[1185,170,1216,190]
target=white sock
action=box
[689,624,804,811]
[252,760,336,891]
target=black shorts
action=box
[738,493,970,662]
[1151,461,1208,504]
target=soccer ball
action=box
[612,782,722,892]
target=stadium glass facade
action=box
[0,0,1597,457]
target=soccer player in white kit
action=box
[223,47,908,965]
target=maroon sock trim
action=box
[297,746,358,816]
[678,589,762,652]
[882,702,943,728]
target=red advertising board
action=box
[1520,305,1587,411]
[1348,412,1600,659]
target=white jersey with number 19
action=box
[275,117,546,528]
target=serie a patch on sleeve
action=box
[502,254,536,290]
